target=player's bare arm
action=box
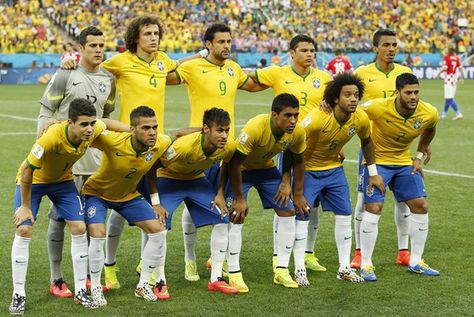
[360,136,385,194]
[228,151,248,223]
[212,161,229,218]
[147,161,168,225]
[15,163,35,227]
[413,126,437,175]
[274,150,292,207]
[291,151,311,216]
[239,75,268,92]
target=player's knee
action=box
[409,199,429,213]
[67,221,86,235]
[16,225,33,238]
[88,224,106,238]
[276,210,296,217]
[140,220,166,234]
[365,203,383,214]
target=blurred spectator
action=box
[413,54,423,66]
[61,42,80,62]
[270,49,281,65]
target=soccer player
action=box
[300,73,384,283]
[155,107,239,294]
[228,93,309,289]
[437,45,465,120]
[325,49,353,76]
[359,73,439,281]
[82,106,172,303]
[249,34,332,274]
[351,29,414,269]
[9,99,107,314]
[38,26,115,298]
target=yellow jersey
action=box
[175,58,248,138]
[82,131,172,202]
[360,97,438,165]
[354,62,412,101]
[237,114,306,170]
[302,107,370,171]
[158,132,236,180]
[102,51,178,131]
[17,120,106,184]
[255,65,331,119]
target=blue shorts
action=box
[84,195,156,225]
[14,181,84,226]
[363,165,427,204]
[357,149,364,192]
[227,167,295,211]
[157,177,229,229]
[204,161,221,192]
[136,176,151,204]
[302,167,352,219]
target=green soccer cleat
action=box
[104,263,120,290]
[273,268,298,288]
[185,260,200,282]
[229,272,249,293]
[305,252,327,272]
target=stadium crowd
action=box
[0,0,472,55]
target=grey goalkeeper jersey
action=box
[38,64,116,175]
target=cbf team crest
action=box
[99,82,106,93]
[157,61,165,71]
[413,119,422,129]
[348,125,357,136]
[227,67,234,77]
[313,79,320,88]
[145,152,154,162]
[87,206,96,218]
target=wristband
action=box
[150,193,160,205]
[367,164,378,176]
[198,49,209,58]
[415,152,424,160]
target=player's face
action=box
[272,107,299,134]
[137,24,160,54]
[374,35,397,64]
[68,115,97,142]
[206,32,232,61]
[80,35,105,67]
[337,85,360,113]
[132,116,158,149]
[397,84,420,111]
[290,42,315,68]
[204,123,230,148]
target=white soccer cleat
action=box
[294,268,310,287]
[91,286,107,307]
[452,113,463,120]
[337,267,365,283]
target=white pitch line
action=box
[0,113,37,122]
[0,132,36,136]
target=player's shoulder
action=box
[243,114,268,133]
[97,66,115,79]
[311,67,331,79]
[354,62,374,74]
[354,106,370,121]
[394,63,412,74]
[361,97,391,109]
[173,131,200,147]
[107,51,131,63]
[225,59,243,69]
[418,99,438,116]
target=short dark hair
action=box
[203,107,231,128]
[130,106,156,126]
[323,73,365,108]
[373,28,396,47]
[78,26,103,46]
[204,23,231,43]
[125,15,163,53]
[272,93,299,113]
[68,98,97,122]
[395,73,419,90]
[289,34,315,50]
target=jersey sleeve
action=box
[356,110,371,139]
[104,76,116,118]
[255,65,278,86]
[236,124,256,156]
[101,54,121,78]
[360,99,386,120]
[222,139,237,163]
[289,125,307,154]
[174,61,191,84]
[26,133,53,169]
[162,53,178,72]
[301,110,322,138]
[236,64,249,88]
[38,69,71,119]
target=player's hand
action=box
[368,175,385,195]
[293,194,311,217]
[423,146,432,164]
[61,57,77,70]
[13,206,35,226]
[412,158,424,178]
[231,197,248,223]
[152,204,168,225]
[212,193,228,219]
[274,181,292,207]
[37,118,61,138]
[318,100,332,114]
[338,149,346,163]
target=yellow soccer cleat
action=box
[104,263,120,290]
[185,260,200,282]
[229,272,249,293]
[273,268,298,289]
[305,252,327,272]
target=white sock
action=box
[210,223,228,282]
[71,233,89,295]
[305,207,319,253]
[227,222,243,272]
[335,215,352,270]
[155,235,167,284]
[409,213,429,266]
[394,200,410,250]
[140,229,148,258]
[354,192,364,250]
[12,235,31,296]
[360,212,380,268]
[272,214,279,256]
[139,231,166,286]
[47,218,66,283]
[88,237,105,289]
[276,216,296,268]
[293,220,308,270]
[105,210,125,265]
[182,205,197,262]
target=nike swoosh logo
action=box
[295,238,306,241]
[115,152,128,156]
[108,234,120,238]
[132,65,139,68]
[355,218,363,221]
[418,228,428,231]
[229,252,239,255]
[15,260,27,264]
[79,211,85,216]
[184,231,196,235]
[403,214,410,218]
[322,129,330,133]
[285,246,292,249]
[202,70,212,74]
[344,236,352,240]
[148,266,156,269]
[362,230,373,234]
[219,250,227,253]
[285,80,294,84]
[368,79,377,82]
[50,239,64,242]
[386,120,393,123]
[91,270,101,274]
[80,254,88,258]
[72,82,81,86]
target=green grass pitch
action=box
[0,80,473,316]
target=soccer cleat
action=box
[337,267,365,283]
[273,268,298,288]
[136,260,156,285]
[396,250,410,266]
[153,279,170,300]
[185,260,200,282]
[304,252,327,272]
[135,283,157,301]
[453,113,463,120]
[9,293,25,315]
[49,278,73,298]
[294,268,310,287]
[208,277,239,294]
[205,258,229,277]
[350,249,361,269]
[90,286,107,307]
[440,113,446,120]
[74,289,98,309]
[104,263,120,290]
[408,260,440,276]
[361,265,377,282]
[86,276,109,292]
[228,272,249,293]
[205,258,212,270]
